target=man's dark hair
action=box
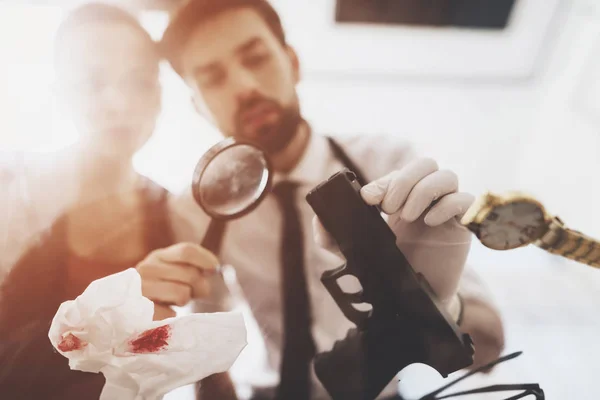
[161,0,287,77]
[54,3,156,67]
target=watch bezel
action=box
[461,191,551,250]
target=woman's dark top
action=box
[0,178,174,400]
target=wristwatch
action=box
[460,192,600,268]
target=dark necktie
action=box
[272,181,316,400]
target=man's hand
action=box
[362,158,474,303]
[359,157,473,225]
[136,243,220,321]
[313,157,475,304]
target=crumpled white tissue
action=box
[48,268,247,400]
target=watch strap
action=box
[535,217,600,267]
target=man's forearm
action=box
[456,267,505,370]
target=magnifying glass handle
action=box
[201,218,227,275]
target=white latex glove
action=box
[313,157,474,310]
[48,268,247,400]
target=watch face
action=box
[479,201,547,250]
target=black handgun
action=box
[306,169,474,400]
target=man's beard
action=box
[233,95,302,155]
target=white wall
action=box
[272,0,562,79]
[298,78,538,195]
[516,1,600,237]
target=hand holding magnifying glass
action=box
[191,137,274,273]
[136,138,273,320]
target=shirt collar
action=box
[273,131,331,187]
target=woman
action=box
[0,4,174,399]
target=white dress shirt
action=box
[169,132,499,399]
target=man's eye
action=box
[244,53,270,68]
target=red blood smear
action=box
[57,333,85,352]
[130,325,171,353]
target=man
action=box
[136,1,504,398]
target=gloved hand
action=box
[314,157,474,310]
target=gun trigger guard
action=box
[321,263,371,329]
[345,291,364,303]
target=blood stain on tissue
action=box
[130,324,171,353]
[58,333,86,352]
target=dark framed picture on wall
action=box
[271,0,565,81]
[335,0,517,30]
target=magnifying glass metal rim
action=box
[192,137,273,220]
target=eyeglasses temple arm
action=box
[418,351,524,400]
[433,384,543,400]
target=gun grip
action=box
[321,264,371,329]
[314,326,419,400]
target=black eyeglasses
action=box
[418,351,544,400]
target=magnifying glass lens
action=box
[192,139,272,220]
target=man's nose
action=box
[230,68,260,103]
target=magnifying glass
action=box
[191,137,273,266]
[192,137,272,220]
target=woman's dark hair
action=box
[53,2,157,66]
[161,0,287,77]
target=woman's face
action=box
[55,21,161,159]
